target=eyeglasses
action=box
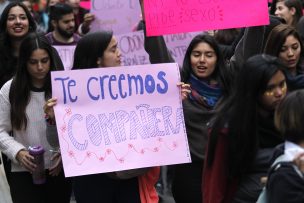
[264,81,287,96]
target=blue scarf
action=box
[188,74,222,109]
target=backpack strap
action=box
[270,154,304,179]
[256,154,302,203]
[271,154,289,167]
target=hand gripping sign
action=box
[51,63,191,177]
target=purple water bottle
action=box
[28,145,46,184]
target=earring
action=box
[97,57,102,66]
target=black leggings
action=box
[73,173,141,203]
[8,170,72,203]
[172,161,203,203]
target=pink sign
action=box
[117,31,201,67]
[51,63,191,177]
[80,1,91,10]
[117,31,150,66]
[90,0,142,34]
[165,31,202,66]
[144,0,269,36]
[53,46,76,71]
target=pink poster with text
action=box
[117,30,202,67]
[144,0,269,36]
[51,63,191,177]
[90,0,141,34]
[53,45,76,71]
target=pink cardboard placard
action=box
[80,1,91,10]
[90,0,142,34]
[53,45,76,71]
[117,30,202,67]
[51,63,191,177]
[144,0,269,36]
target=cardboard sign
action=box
[117,31,150,66]
[90,0,142,34]
[117,31,201,67]
[165,32,202,66]
[51,63,191,177]
[144,0,269,36]
[53,46,76,71]
[80,1,91,10]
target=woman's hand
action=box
[49,152,62,176]
[44,98,57,120]
[16,149,36,172]
[177,82,191,101]
[82,13,95,31]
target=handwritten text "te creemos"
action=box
[54,71,169,104]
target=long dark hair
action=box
[0,2,37,88]
[270,0,303,26]
[9,33,61,130]
[214,29,240,46]
[264,24,304,71]
[206,54,286,178]
[275,89,304,143]
[0,2,37,43]
[181,33,230,96]
[72,31,113,70]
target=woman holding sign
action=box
[45,31,161,203]
[144,32,232,203]
[0,32,71,203]
[140,1,233,202]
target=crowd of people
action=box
[0,0,304,203]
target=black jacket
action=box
[267,145,304,203]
